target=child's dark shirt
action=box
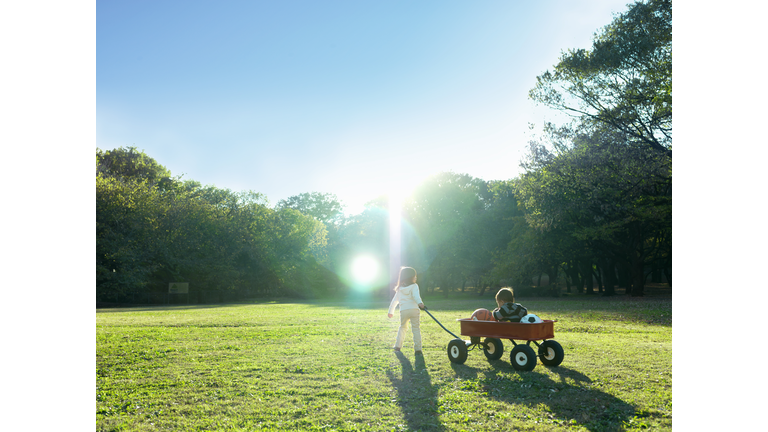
[492,302,528,322]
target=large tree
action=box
[516,125,671,296]
[276,192,345,227]
[401,172,492,293]
[518,0,672,296]
[530,0,671,155]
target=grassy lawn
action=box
[96,292,671,431]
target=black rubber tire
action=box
[510,344,537,371]
[483,337,504,361]
[447,339,468,364]
[538,340,565,366]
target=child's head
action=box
[495,287,515,307]
[395,267,417,289]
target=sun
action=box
[351,255,379,285]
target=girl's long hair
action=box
[394,266,417,291]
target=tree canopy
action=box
[520,0,672,295]
[96,147,339,303]
[276,192,345,227]
[530,0,671,155]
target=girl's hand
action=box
[388,313,393,318]
[418,303,425,310]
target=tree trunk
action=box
[549,265,559,297]
[652,264,662,283]
[581,260,594,295]
[593,265,603,294]
[629,225,646,297]
[618,262,631,294]
[631,256,645,296]
[564,262,579,293]
[601,259,617,296]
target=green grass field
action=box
[96,292,671,431]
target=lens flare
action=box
[351,255,379,285]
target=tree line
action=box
[96,147,336,303]
[96,0,670,303]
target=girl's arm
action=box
[387,291,400,317]
[412,284,424,307]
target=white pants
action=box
[395,308,422,350]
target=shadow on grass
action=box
[386,352,445,432]
[450,361,636,432]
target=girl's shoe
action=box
[393,347,401,352]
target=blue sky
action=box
[97,0,633,214]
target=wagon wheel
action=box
[538,340,565,366]
[510,344,537,371]
[447,339,468,364]
[482,337,504,361]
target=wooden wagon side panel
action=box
[457,319,555,341]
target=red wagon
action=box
[446,318,565,371]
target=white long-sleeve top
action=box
[388,283,423,315]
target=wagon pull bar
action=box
[422,306,461,340]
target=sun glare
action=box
[351,255,379,285]
[388,190,404,290]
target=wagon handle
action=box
[422,306,462,340]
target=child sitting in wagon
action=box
[492,287,528,322]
